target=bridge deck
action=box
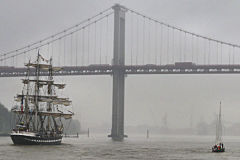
[1,64,240,77]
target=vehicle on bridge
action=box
[174,62,196,68]
[145,64,157,67]
[88,64,110,67]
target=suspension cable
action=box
[0,12,113,62]
[127,7,240,49]
[0,7,112,58]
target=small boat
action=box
[10,53,74,145]
[212,102,225,152]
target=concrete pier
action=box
[110,4,127,141]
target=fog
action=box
[1,0,240,133]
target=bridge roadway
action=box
[2,64,240,77]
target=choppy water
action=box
[1,135,240,160]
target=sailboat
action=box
[10,53,74,145]
[212,102,225,152]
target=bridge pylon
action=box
[108,4,127,141]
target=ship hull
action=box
[212,148,225,152]
[10,133,62,145]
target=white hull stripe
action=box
[10,132,37,137]
[24,138,61,143]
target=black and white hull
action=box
[10,132,62,145]
[212,147,225,152]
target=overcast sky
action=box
[1,0,240,131]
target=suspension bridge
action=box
[1,4,240,141]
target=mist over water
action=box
[2,0,240,130]
[1,1,240,159]
[1,135,240,160]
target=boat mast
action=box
[216,101,222,143]
[25,60,30,130]
[219,102,222,142]
[50,59,60,133]
[34,52,40,131]
[47,57,53,131]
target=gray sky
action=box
[1,0,240,131]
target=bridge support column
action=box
[110,4,127,141]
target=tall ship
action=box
[10,53,74,145]
[212,102,225,152]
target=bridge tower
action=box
[110,4,127,141]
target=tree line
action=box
[0,103,13,134]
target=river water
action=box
[1,135,240,160]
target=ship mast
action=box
[34,52,45,132]
[25,60,30,130]
[34,52,40,131]
[47,57,53,131]
[216,101,222,143]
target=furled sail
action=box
[25,63,62,71]
[22,79,66,89]
[15,94,71,106]
[12,110,73,119]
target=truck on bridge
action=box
[174,62,196,68]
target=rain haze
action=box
[1,0,240,133]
